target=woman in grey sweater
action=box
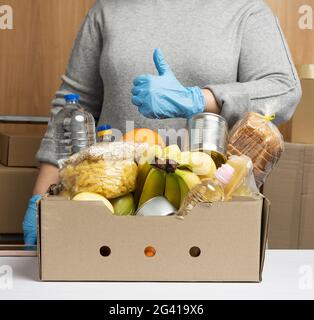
[23,0,301,244]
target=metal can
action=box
[188,113,228,167]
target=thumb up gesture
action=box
[131,48,206,119]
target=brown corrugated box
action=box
[291,66,314,144]
[263,143,314,249]
[299,146,314,248]
[291,79,314,144]
[0,132,42,167]
[38,195,270,282]
[0,165,38,234]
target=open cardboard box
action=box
[38,195,270,282]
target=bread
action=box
[227,112,284,188]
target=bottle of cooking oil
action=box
[177,164,234,218]
[177,155,257,218]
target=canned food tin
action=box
[188,113,228,167]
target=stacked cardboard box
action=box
[0,133,41,235]
[0,132,42,167]
[264,66,314,249]
[299,146,314,248]
[0,165,38,234]
[290,78,314,144]
[263,144,314,249]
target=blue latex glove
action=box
[23,194,43,245]
[132,48,205,119]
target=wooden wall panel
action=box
[266,0,314,140]
[0,0,313,138]
[266,0,314,65]
[0,0,94,133]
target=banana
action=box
[175,168,201,206]
[164,173,181,209]
[178,151,217,176]
[138,168,166,208]
[134,161,152,207]
[176,175,190,205]
[175,168,201,190]
[163,144,181,162]
[138,145,163,165]
[135,145,164,206]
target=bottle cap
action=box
[64,94,80,102]
[214,164,234,185]
[97,124,112,132]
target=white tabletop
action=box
[0,250,313,300]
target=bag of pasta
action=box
[59,142,147,199]
[227,112,284,188]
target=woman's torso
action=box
[97,0,260,133]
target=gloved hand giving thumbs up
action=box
[131,48,205,119]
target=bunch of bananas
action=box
[134,145,217,210]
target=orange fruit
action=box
[123,128,165,148]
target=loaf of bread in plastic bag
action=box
[227,112,284,188]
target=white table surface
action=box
[0,250,313,300]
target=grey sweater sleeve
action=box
[36,6,104,166]
[205,3,302,128]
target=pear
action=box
[110,193,136,216]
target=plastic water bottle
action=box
[53,93,96,160]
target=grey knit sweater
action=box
[36,0,302,166]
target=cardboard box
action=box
[0,165,38,234]
[38,196,270,282]
[299,145,314,248]
[0,132,42,167]
[263,143,314,249]
[291,65,314,144]
[291,79,314,144]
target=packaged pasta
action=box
[227,112,284,188]
[59,142,147,199]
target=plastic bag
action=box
[59,142,147,199]
[227,112,284,188]
[228,155,259,197]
